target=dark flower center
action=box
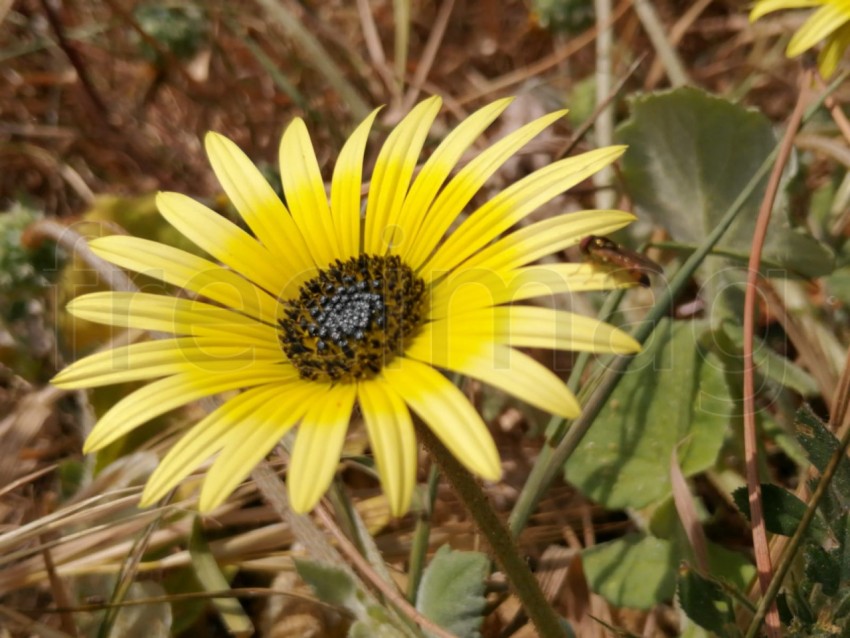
[278,254,426,382]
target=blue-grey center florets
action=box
[279,254,426,382]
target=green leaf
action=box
[804,543,841,596]
[796,405,850,489]
[565,319,732,509]
[617,87,833,278]
[188,517,252,635]
[582,534,677,609]
[415,546,489,638]
[718,322,818,396]
[677,566,739,637]
[732,483,828,541]
[295,559,369,620]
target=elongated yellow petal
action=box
[279,118,341,268]
[89,236,280,324]
[393,98,513,256]
[331,109,381,260]
[157,192,295,297]
[67,292,279,345]
[84,366,298,452]
[816,21,850,77]
[358,378,417,516]
[405,332,580,418]
[199,381,324,511]
[452,209,636,275]
[141,383,291,506]
[205,132,315,275]
[429,263,633,319]
[381,357,501,481]
[405,109,568,268]
[423,146,626,277]
[287,383,358,512]
[53,337,283,389]
[749,0,824,22]
[443,305,641,354]
[364,97,442,254]
[787,2,850,56]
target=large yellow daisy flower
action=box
[53,97,639,516]
[750,0,850,77]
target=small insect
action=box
[579,235,663,287]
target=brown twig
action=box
[37,0,108,115]
[742,67,814,638]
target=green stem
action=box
[415,420,567,638]
[407,464,440,602]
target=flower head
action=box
[750,0,850,77]
[53,97,639,515]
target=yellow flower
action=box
[53,97,639,516]
[750,0,850,77]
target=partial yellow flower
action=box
[53,96,640,516]
[750,0,850,77]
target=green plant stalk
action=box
[407,464,440,602]
[508,85,837,538]
[745,417,850,638]
[393,0,410,94]
[415,420,568,638]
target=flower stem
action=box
[414,420,567,638]
[407,464,440,602]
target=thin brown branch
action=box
[313,504,459,638]
[38,0,108,115]
[742,67,814,638]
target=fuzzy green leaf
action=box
[617,87,833,278]
[415,546,489,638]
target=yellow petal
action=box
[422,146,627,277]
[381,357,501,481]
[287,383,358,512]
[89,235,280,324]
[67,292,279,345]
[405,109,568,268]
[393,98,514,256]
[358,378,417,516]
[816,21,850,76]
[141,383,290,506]
[331,108,381,260]
[443,305,642,354]
[405,332,580,418]
[279,118,340,268]
[157,192,295,297]
[199,381,323,511]
[364,97,442,254]
[452,209,636,275]
[205,132,315,275]
[429,263,634,319]
[749,0,824,22]
[84,366,298,452]
[787,2,850,57]
[52,337,283,389]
